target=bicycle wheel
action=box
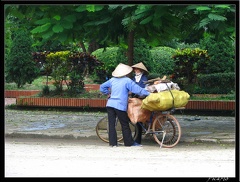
[96,116,138,143]
[152,114,181,148]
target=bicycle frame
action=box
[133,108,183,148]
[96,107,184,148]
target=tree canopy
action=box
[5,4,236,66]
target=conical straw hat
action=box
[112,63,133,77]
[132,62,149,73]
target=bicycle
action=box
[95,116,138,143]
[95,107,184,148]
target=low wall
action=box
[4,84,100,98]
[14,97,235,111]
[5,89,235,111]
[5,90,41,98]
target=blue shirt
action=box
[100,76,150,111]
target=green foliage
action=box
[35,41,69,52]
[132,38,152,70]
[4,76,55,90]
[92,38,153,81]
[5,21,13,62]
[195,72,235,94]
[172,48,209,85]
[187,5,235,41]
[34,51,103,95]
[92,47,124,82]
[5,30,40,88]
[199,35,235,73]
[147,73,165,80]
[190,94,235,101]
[32,51,51,75]
[67,70,84,96]
[42,85,50,95]
[165,39,200,49]
[150,46,176,75]
[46,51,71,92]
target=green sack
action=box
[141,90,190,111]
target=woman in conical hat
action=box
[131,62,149,144]
[132,62,149,74]
[111,63,133,77]
[132,62,149,89]
[100,63,150,147]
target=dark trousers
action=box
[106,107,134,146]
[135,122,142,144]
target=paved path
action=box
[4,107,236,146]
[5,98,16,106]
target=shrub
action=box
[45,51,71,92]
[132,38,152,72]
[150,46,176,75]
[195,72,235,94]
[5,30,39,88]
[92,47,127,82]
[92,38,153,81]
[199,36,235,73]
[42,85,50,95]
[172,48,209,85]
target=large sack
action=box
[141,90,190,111]
[127,98,152,124]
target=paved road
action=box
[5,137,235,178]
[4,107,237,178]
[5,108,236,145]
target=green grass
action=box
[190,94,235,101]
[5,76,95,90]
[5,76,56,90]
[5,76,235,101]
[34,89,108,99]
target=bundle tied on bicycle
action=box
[141,90,190,111]
[127,90,190,124]
[127,98,152,124]
[127,77,190,124]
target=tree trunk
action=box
[88,40,99,54]
[79,41,87,52]
[127,31,134,66]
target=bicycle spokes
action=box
[152,115,181,148]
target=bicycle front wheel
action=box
[96,116,138,143]
[152,114,181,148]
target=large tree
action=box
[5,4,185,66]
[186,4,236,41]
[5,4,236,66]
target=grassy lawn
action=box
[190,94,235,101]
[5,76,55,90]
[5,76,96,91]
[5,76,106,99]
[5,76,235,101]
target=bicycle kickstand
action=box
[160,131,166,148]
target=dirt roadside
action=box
[4,107,236,145]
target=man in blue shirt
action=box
[100,63,150,147]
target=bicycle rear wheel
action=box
[96,116,138,143]
[152,114,181,148]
